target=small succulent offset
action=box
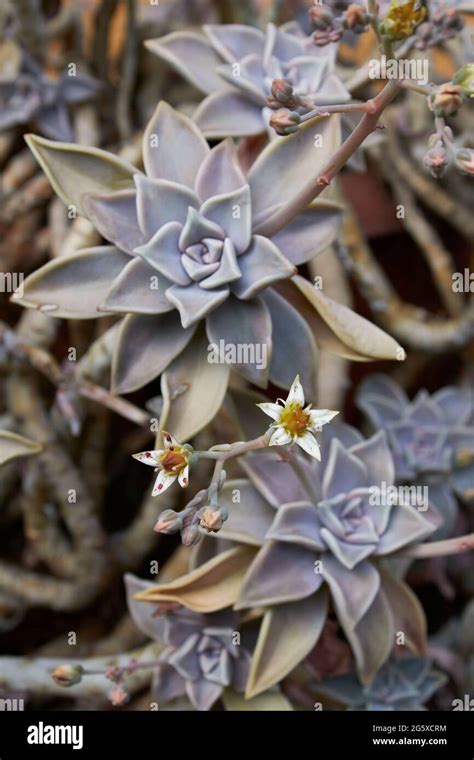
[145,21,349,139]
[137,424,439,697]
[356,374,474,532]
[125,575,251,711]
[0,39,99,141]
[316,657,447,710]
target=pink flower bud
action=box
[269,109,301,136]
[51,664,83,687]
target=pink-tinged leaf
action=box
[145,32,224,95]
[194,90,264,139]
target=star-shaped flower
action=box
[257,374,338,460]
[133,431,192,495]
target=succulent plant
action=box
[356,374,474,533]
[145,21,349,139]
[135,423,439,697]
[125,574,251,711]
[19,103,403,441]
[0,40,99,141]
[316,657,447,710]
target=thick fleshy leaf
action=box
[262,288,318,397]
[266,502,324,550]
[136,222,190,286]
[217,479,276,546]
[322,555,380,629]
[195,139,247,203]
[375,505,436,556]
[434,386,473,425]
[16,246,129,318]
[186,677,223,711]
[159,331,230,442]
[167,283,229,329]
[379,568,427,655]
[248,115,340,228]
[346,590,394,683]
[133,547,256,612]
[112,312,196,394]
[222,688,293,711]
[152,664,186,704]
[82,190,145,254]
[203,24,266,63]
[0,431,42,467]
[145,33,224,95]
[264,22,305,65]
[201,186,252,254]
[25,134,137,216]
[271,201,342,266]
[124,574,167,643]
[205,295,272,388]
[194,90,264,139]
[217,55,267,106]
[135,175,199,237]
[322,439,367,499]
[349,432,395,491]
[101,257,174,315]
[231,236,295,300]
[293,275,406,362]
[143,102,209,187]
[245,589,328,698]
[236,541,322,608]
[242,450,320,508]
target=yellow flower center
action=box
[160,449,187,473]
[279,402,311,437]
[384,0,426,39]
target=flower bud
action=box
[423,140,449,178]
[181,523,201,547]
[154,509,183,535]
[269,109,301,136]
[429,83,463,117]
[343,4,369,32]
[453,63,474,99]
[454,149,474,176]
[308,4,335,30]
[51,664,84,687]
[197,506,228,533]
[271,78,294,104]
[313,27,344,46]
[109,685,130,707]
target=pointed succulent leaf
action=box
[217,479,276,546]
[143,102,209,187]
[0,431,42,466]
[17,247,129,318]
[25,134,138,215]
[201,185,252,254]
[81,190,145,254]
[195,139,247,203]
[101,258,174,315]
[241,450,319,508]
[203,24,266,63]
[145,33,224,95]
[135,175,200,237]
[159,331,230,442]
[222,687,293,711]
[293,275,406,361]
[245,590,328,698]
[266,502,325,551]
[375,505,436,555]
[112,312,197,394]
[322,555,380,629]
[271,201,343,266]
[231,236,295,300]
[344,589,394,684]
[124,573,167,643]
[133,546,257,612]
[194,90,264,139]
[379,568,427,655]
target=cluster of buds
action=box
[414,4,463,50]
[342,4,371,33]
[380,0,427,41]
[269,108,302,136]
[308,3,344,46]
[267,79,314,135]
[429,82,463,117]
[423,138,450,178]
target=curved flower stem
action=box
[196,433,271,462]
[255,79,402,239]
[400,532,474,558]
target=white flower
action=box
[257,375,339,460]
[132,431,191,495]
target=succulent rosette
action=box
[145,21,350,138]
[125,574,251,711]
[316,657,446,710]
[134,424,440,697]
[0,39,99,140]
[19,103,404,440]
[356,374,474,533]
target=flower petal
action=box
[112,312,196,394]
[296,431,321,461]
[101,257,174,315]
[153,469,177,496]
[132,450,162,467]
[16,246,129,319]
[135,221,190,286]
[135,175,199,237]
[195,139,247,203]
[308,409,339,432]
[81,189,145,254]
[203,24,266,63]
[286,374,305,405]
[231,236,295,300]
[236,541,322,608]
[205,295,272,387]
[256,402,281,421]
[143,101,209,187]
[167,282,229,329]
[245,590,328,698]
[271,201,342,265]
[145,32,224,95]
[200,185,252,254]
[194,90,264,139]
[269,427,292,446]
